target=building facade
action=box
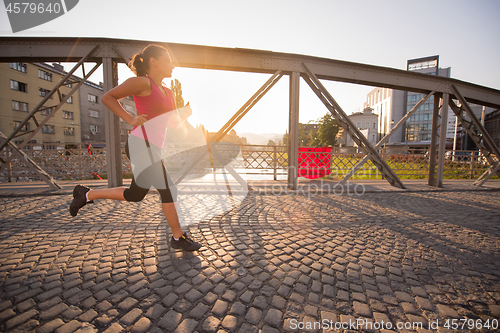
[364,56,451,146]
[0,62,80,149]
[363,55,498,149]
[339,107,378,147]
[484,109,500,151]
[364,87,405,144]
[1,62,136,149]
[79,78,107,144]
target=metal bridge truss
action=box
[1,37,499,190]
[448,86,500,186]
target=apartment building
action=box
[1,62,136,149]
[0,62,80,148]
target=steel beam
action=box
[428,94,441,186]
[103,56,122,188]
[447,85,500,185]
[211,71,283,143]
[450,85,500,161]
[0,37,499,109]
[172,72,282,185]
[0,132,61,190]
[288,72,300,190]
[302,65,405,189]
[436,94,449,188]
[337,92,435,187]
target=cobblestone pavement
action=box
[0,190,499,333]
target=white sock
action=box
[173,236,179,241]
[85,191,91,202]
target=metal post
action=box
[288,72,300,190]
[103,57,123,187]
[7,148,12,182]
[273,145,277,181]
[453,115,458,162]
[437,93,449,188]
[428,93,441,186]
[470,154,474,179]
[78,144,82,180]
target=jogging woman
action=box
[69,44,201,252]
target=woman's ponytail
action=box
[129,44,168,77]
[130,53,147,76]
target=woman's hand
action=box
[129,115,148,127]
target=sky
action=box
[1,0,499,135]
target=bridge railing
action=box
[0,143,495,182]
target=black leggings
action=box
[123,139,176,203]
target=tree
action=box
[282,114,339,147]
[282,130,289,146]
[267,140,276,146]
[317,113,340,146]
[170,79,185,108]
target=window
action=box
[64,127,75,135]
[424,114,430,121]
[41,107,53,115]
[62,94,73,104]
[373,122,376,129]
[38,69,52,81]
[39,88,52,99]
[11,80,27,92]
[89,110,99,118]
[88,94,98,103]
[365,122,370,129]
[13,121,29,131]
[90,125,101,133]
[372,134,376,142]
[420,133,430,141]
[12,100,29,112]
[356,122,361,128]
[10,62,27,73]
[121,129,131,135]
[42,125,55,134]
[63,111,74,119]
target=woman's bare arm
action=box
[101,77,150,127]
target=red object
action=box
[298,147,332,179]
[92,172,103,180]
[88,143,92,155]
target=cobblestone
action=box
[0,191,498,332]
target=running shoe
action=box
[170,232,201,252]
[70,184,93,217]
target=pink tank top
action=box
[131,76,176,147]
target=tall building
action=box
[364,87,405,144]
[404,56,451,144]
[364,55,496,149]
[364,56,450,146]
